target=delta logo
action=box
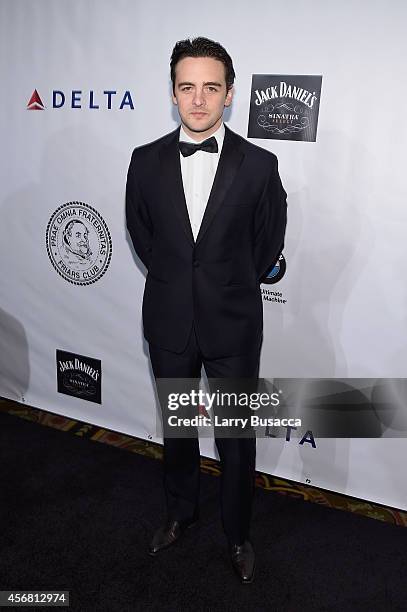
[26,88,134,110]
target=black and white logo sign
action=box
[46,201,112,285]
[56,349,102,404]
[263,253,287,285]
[248,74,322,142]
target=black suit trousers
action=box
[149,324,261,545]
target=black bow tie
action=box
[179,136,218,157]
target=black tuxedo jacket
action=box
[126,125,287,358]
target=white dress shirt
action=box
[179,122,225,241]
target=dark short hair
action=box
[170,37,235,92]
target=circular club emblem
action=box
[46,201,112,285]
[263,253,286,285]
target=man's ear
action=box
[172,91,178,105]
[224,86,234,108]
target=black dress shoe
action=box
[229,540,255,584]
[148,519,197,556]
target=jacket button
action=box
[193,260,200,268]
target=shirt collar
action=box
[179,122,225,153]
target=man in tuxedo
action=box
[126,37,287,584]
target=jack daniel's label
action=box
[56,349,102,404]
[248,74,322,142]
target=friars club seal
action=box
[46,201,112,285]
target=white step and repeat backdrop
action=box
[1,0,406,509]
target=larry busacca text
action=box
[167,414,302,428]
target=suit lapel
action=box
[196,125,245,245]
[159,126,194,246]
[159,125,245,247]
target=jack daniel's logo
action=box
[248,74,322,142]
[59,358,99,381]
[254,82,318,108]
[56,349,102,404]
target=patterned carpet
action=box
[1,396,406,527]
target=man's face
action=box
[68,222,89,254]
[172,56,233,141]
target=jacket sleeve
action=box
[253,156,287,282]
[125,150,153,271]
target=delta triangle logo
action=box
[27,89,45,110]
